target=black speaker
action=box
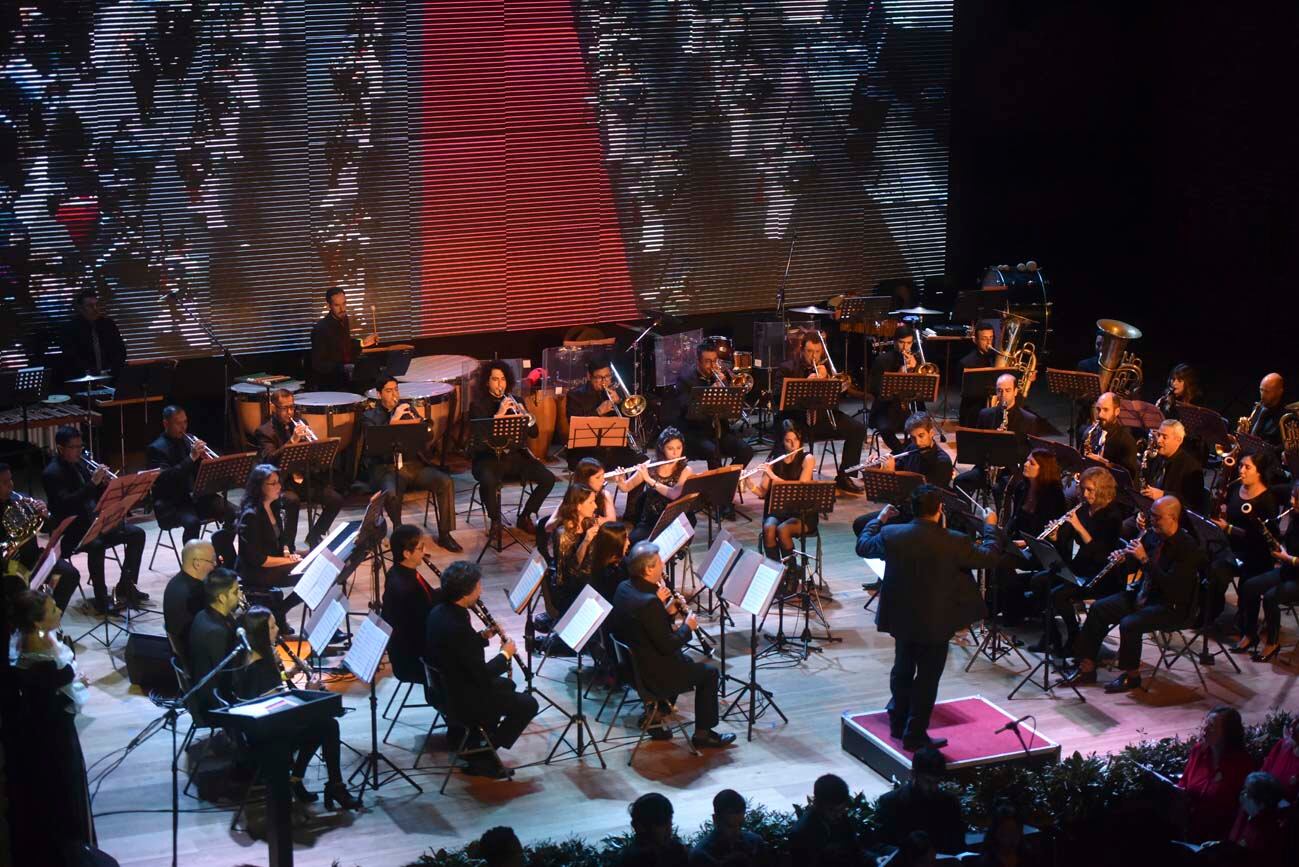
[124,632,177,695]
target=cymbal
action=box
[65,373,112,384]
[890,306,944,316]
[789,305,834,315]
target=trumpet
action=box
[292,418,319,442]
[80,449,119,481]
[606,456,685,479]
[185,433,219,460]
[1238,400,1263,436]
[739,446,805,481]
[1037,503,1083,540]
[277,636,324,690]
[500,394,536,425]
[390,402,420,423]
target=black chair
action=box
[382,652,436,746]
[1144,577,1240,692]
[607,636,699,767]
[170,658,225,799]
[419,660,507,792]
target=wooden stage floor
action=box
[67,429,1298,866]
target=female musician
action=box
[1235,480,1299,660]
[468,360,557,535]
[233,607,361,809]
[234,464,303,635]
[546,484,602,618]
[574,456,639,523]
[1215,453,1280,651]
[1165,363,1203,408]
[745,420,817,563]
[996,449,1067,622]
[586,521,630,602]
[629,427,695,544]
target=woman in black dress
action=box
[234,606,360,809]
[996,448,1068,622]
[1220,451,1282,654]
[743,420,816,562]
[1236,482,1299,662]
[629,426,693,544]
[235,464,303,634]
[545,483,602,618]
[586,521,630,602]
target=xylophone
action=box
[0,403,101,452]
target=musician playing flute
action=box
[147,405,236,568]
[628,427,694,544]
[851,412,953,538]
[743,420,817,566]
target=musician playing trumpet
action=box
[147,405,237,568]
[744,420,817,568]
[776,331,867,494]
[253,389,344,550]
[469,360,557,536]
[868,325,919,454]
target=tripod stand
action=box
[757,481,840,661]
[541,585,609,767]
[1008,542,1085,701]
[718,550,787,740]
[469,415,534,561]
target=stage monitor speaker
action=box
[124,632,178,696]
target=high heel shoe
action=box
[1230,636,1256,654]
[1251,642,1280,663]
[323,781,362,810]
[290,777,318,803]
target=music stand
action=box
[687,386,745,442]
[759,480,839,660]
[1118,399,1164,430]
[881,371,939,410]
[858,468,925,506]
[680,466,743,543]
[779,376,844,431]
[27,516,75,594]
[193,451,258,503]
[1027,436,1086,480]
[567,415,630,450]
[278,437,342,531]
[543,585,611,767]
[691,529,742,688]
[1044,368,1102,450]
[1008,535,1087,703]
[962,366,1016,415]
[364,420,431,525]
[1176,402,1233,452]
[504,552,562,716]
[0,367,52,486]
[955,427,1023,499]
[1180,508,1241,669]
[720,550,788,741]
[649,493,701,595]
[469,415,534,559]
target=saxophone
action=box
[997,406,1010,432]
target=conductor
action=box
[856,485,1002,750]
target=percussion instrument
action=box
[789,305,834,315]
[0,403,99,453]
[707,335,734,361]
[889,306,944,316]
[64,373,112,385]
[732,350,754,370]
[229,380,303,446]
[525,389,558,462]
[294,392,366,450]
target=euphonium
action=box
[1,496,44,570]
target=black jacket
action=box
[667,368,722,437]
[1132,528,1205,618]
[1057,502,1125,577]
[232,656,282,701]
[971,403,1037,466]
[235,504,291,586]
[1250,403,1285,448]
[1148,447,1207,513]
[875,783,965,854]
[41,457,103,556]
[565,381,614,420]
[467,392,538,457]
[252,417,295,462]
[423,601,510,723]
[856,518,1001,643]
[147,433,199,512]
[187,607,239,715]
[895,445,954,488]
[1098,421,1139,480]
[309,313,361,391]
[609,576,695,696]
[59,314,127,381]
[382,564,441,682]
[163,570,206,653]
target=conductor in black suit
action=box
[424,561,538,777]
[856,484,1002,750]
[608,542,736,750]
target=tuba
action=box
[1280,410,1299,455]
[1095,319,1144,396]
[992,312,1038,397]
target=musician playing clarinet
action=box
[382,524,442,684]
[253,388,343,550]
[147,405,236,568]
[953,374,1036,495]
[775,331,866,493]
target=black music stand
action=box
[363,420,431,524]
[720,550,788,741]
[469,415,534,560]
[955,427,1022,503]
[1044,369,1101,450]
[858,468,925,506]
[504,553,563,716]
[193,451,258,504]
[1176,402,1233,452]
[687,385,745,441]
[759,480,839,661]
[779,376,844,432]
[0,367,52,485]
[1027,436,1086,480]
[278,438,342,532]
[1008,535,1087,702]
[543,585,611,767]
[881,371,940,419]
[681,466,743,543]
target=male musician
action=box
[1141,420,1207,513]
[776,331,866,493]
[43,426,146,611]
[382,524,443,684]
[1084,391,1139,480]
[147,405,237,567]
[564,353,643,471]
[957,323,996,427]
[868,325,919,453]
[670,339,755,471]
[953,373,1037,495]
[309,287,378,391]
[424,560,539,778]
[608,542,736,749]
[1065,495,1205,693]
[0,462,82,612]
[856,485,1000,750]
[163,540,217,664]
[851,412,954,538]
[58,288,127,383]
[187,568,244,714]
[253,388,344,550]
[363,377,460,552]
[1076,333,1103,374]
[1247,372,1287,448]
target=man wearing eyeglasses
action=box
[163,539,218,665]
[564,353,643,471]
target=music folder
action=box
[507,551,548,614]
[304,585,347,657]
[551,584,613,656]
[696,528,741,592]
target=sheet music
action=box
[652,514,694,562]
[740,560,782,617]
[292,520,350,575]
[557,597,603,654]
[293,548,343,610]
[700,540,737,589]
[342,613,391,684]
[305,596,347,658]
[861,558,886,580]
[28,551,58,591]
[509,554,546,613]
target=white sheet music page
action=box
[557,597,602,654]
[653,513,694,562]
[305,597,347,658]
[700,539,737,589]
[294,548,343,610]
[291,521,347,575]
[509,553,547,613]
[343,613,392,684]
[28,550,58,591]
[740,559,782,617]
[861,558,886,581]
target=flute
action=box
[606,456,685,478]
[841,446,917,476]
[739,446,806,481]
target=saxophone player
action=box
[1082,392,1139,480]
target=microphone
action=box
[235,627,253,654]
[994,714,1032,734]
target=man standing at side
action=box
[856,484,1001,750]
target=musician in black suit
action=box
[186,568,243,715]
[856,484,1001,750]
[851,412,953,537]
[234,465,303,634]
[775,330,866,493]
[953,374,1037,495]
[1140,420,1207,514]
[58,288,127,383]
[564,353,643,471]
[423,561,538,777]
[868,325,918,453]
[608,542,736,749]
[147,405,236,567]
[1082,391,1139,480]
[382,524,442,683]
[253,388,343,550]
[0,462,81,612]
[42,426,146,611]
[957,323,997,427]
[667,339,755,471]
[1247,372,1287,449]
[1065,495,1205,694]
[163,540,217,664]
[308,287,377,391]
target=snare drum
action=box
[364,381,455,447]
[732,350,754,370]
[230,381,302,445]
[294,392,366,450]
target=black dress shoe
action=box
[91,597,117,616]
[691,730,737,749]
[902,734,948,751]
[1103,672,1141,694]
[836,474,864,494]
[888,715,904,740]
[517,514,537,535]
[436,534,463,553]
[1062,668,1097,687]
[114,585,147,608]
[322,780,363,809]
[463,755,513,780]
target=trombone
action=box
[608,366,646,417]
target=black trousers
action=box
[1074,591,1183,670]
[377,461,455,536]
[799,409,866,473]
[471,451,556,523]
[282,478,344,548]
[45,559,82,611]
[869,399,906,453]
[1029,570,1119,643]
[889,638,948,739]
[669,658,720,731]
[469,676,540,750]
[63,523,145,600]
[242,562,303,631]
[1238,569,1299,642]
[156,493,237,566]
[292,717,343,783]
[684,428,754,470]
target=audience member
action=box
[874,747,964,854]
[976,802,1036,867]
[1259,715,1299,802]
[1177,706,1257,842]
[478,825,525,867]
[689,788,771,866]
[899,830,938,867]
[1227,771,1291,858]
[787,773,872,866]
[617,792,689,867]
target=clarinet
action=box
[420,552,443,578]
[472,600,521,673]
[277,636,324,690]
[659,579,715,656]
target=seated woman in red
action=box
[1228,771,1291,857]
[1178,706,1257,842]
[1259,716,1299,802]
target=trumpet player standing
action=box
[147,405,236,568]
[253,389,343,549]
[469,360,557,536]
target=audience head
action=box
[711,788,747,841]
[1079,466,1116,511]
[629,792,675,845]
[440,561,483,606]
[812,773,852,817]
[390,523,424,563]
[181,540,217,581]
[241,605,276,657]
[1240,771,1285,819]
[478,826,524,867]
[984,802,1023,856]
[12,589,58,634]
[626,541,663,585]
[910,484,943,523]
[204,568,241,614]
[1201,705,1246,754]
[911,746,947,790]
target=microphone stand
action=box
[776,230,797,326]
[168,293,244,451]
